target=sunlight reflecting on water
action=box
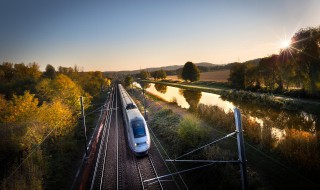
[144,83,234,112]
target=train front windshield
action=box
[131,120,146,138]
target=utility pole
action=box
[234,108,248,190]
[80,96,88,158]
[142,87,147,120]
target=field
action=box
[166,70,230,82]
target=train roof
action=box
[118,84,137,110]
[127,109,144,121]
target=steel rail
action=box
[86,93,110,149]
[148,155,164,190]
[135,157,145,190]
[99,88,116,189]
[116,86,119,190]
[90,86,115,190]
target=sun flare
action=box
[281,39,291,49]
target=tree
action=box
[258,55,279,90]
[124,75,133,87]
[181,62,200,82]
[36,74,90,112]
[58,66,74,75]
[279,49,297,90]
[228,63,246,89]
[43,64,56,79]
[0,62,14,82]
[0,62,41,97]
[158,69,166,79]
[291,27,320,94]
[152,69,166,80]
[244,63,259,88]
[139,70,150,80]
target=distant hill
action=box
[104,58,262,78]
[143,63,218,71]
[243,58,261,65]
[145,65,183,72]
[196,62,217,67]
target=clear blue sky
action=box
[0,0,319,71]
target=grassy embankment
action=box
[130,88,320,190]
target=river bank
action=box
[142,79,320,114]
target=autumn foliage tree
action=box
[0,62,107,189]
[36,74,91,112]
[0,62,41,97]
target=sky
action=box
[0,0,319,71]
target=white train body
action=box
[118,84,150,156]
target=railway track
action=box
[87,85,180,190]
[90,87,116,189]
[136,154,164,190]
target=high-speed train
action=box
[118,84,151,156]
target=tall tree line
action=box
[228,26,320,97]
[0,63,110,189]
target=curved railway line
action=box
[84,85,182,190]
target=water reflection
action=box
[144,83,234,112]
[144,82,318,139]
[138,81,151,90]
[230,99,318,133]
[180,89,202,112]
[154,83,167,94]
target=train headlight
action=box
[134,143,137,147]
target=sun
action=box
[281,39,291,49]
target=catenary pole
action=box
[234,108,248,190]
[80,96,88,158]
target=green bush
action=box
[178,115,209,149]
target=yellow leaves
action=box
[38,74,91,112]
[0,95,7,122]
[106,78,111,87]
[0,91,76,152]
[4,91,39,123]
[38,100,74,137]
